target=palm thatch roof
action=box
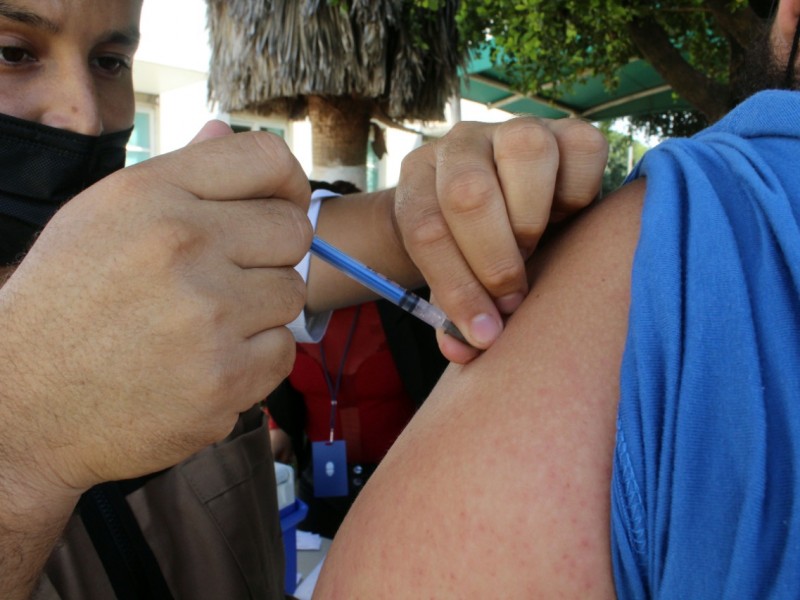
[206,0,464,121]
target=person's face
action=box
[0,0,142,135]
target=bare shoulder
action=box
[315,180,646,598]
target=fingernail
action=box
[469,313,502,346]
[496,292,524,315]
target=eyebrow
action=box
[0,1,60,33]
[0,2,140,47]
[100,26,141,48]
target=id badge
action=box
[312,440,348,497]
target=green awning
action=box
[460,46,691,121]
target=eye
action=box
[0,45,35,66]
[92,54,131,76]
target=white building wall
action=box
[133,0,511,187]
[158,80,217,153]
[137,0,211,73]
[384,129,424,189]
[290,119,315,177]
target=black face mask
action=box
[0,112,133,266]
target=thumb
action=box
[188,120,234,145]
[428,291,482,365]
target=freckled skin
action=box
[315,182,644,597]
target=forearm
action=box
[0,303,82,598]
[0,499,74,599]
[307,187,422,313]
[0,408,80,599]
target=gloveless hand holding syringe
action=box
[309,235,471,346]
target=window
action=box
[126,109,155,166]
[366,142,379,192]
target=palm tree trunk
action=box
[308,95,373,191]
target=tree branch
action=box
[706,0,761,48]
[627,16,730,121]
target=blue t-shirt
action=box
[613,90,800,598]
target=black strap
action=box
[78,481,174,600]
[319,305,362,443]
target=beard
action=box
[738,21,799,101]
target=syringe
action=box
[310,236,470,346]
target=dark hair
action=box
[309,179,362,195]
[784,15,800,88]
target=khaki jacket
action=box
[35,407,288,599]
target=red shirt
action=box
[286,302,416,464]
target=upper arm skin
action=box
[314,179,645,599]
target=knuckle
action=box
[395,149,434,218]
[189,345,237,401]
[481,256,526,292]
[259,267,307,325]
[399,145,430,175]
[248,131,305,185]
[268,201,314,263]
[257,268,307,330]
[447,120,480,138]
[495,118,559,162]
[196,296,228,329]
[558,119,609,159]
[436,273,475,300]
[268,329,297,379]
[142,216,205,269]
[245,329,298,401]
[401,205,452,252]
[107,165,146,197]
[440,169,497,217]
[295,216,314,255]
[171,294,225,346]
[513,220,548,247]
[280,268,308,316]
[433,122,486,165]
[250,130,292,164]
[557,187,596,212]
[210,324,297,405]
[553,121,609,209]
[436,275,487,314]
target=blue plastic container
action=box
[279,499,309,594]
